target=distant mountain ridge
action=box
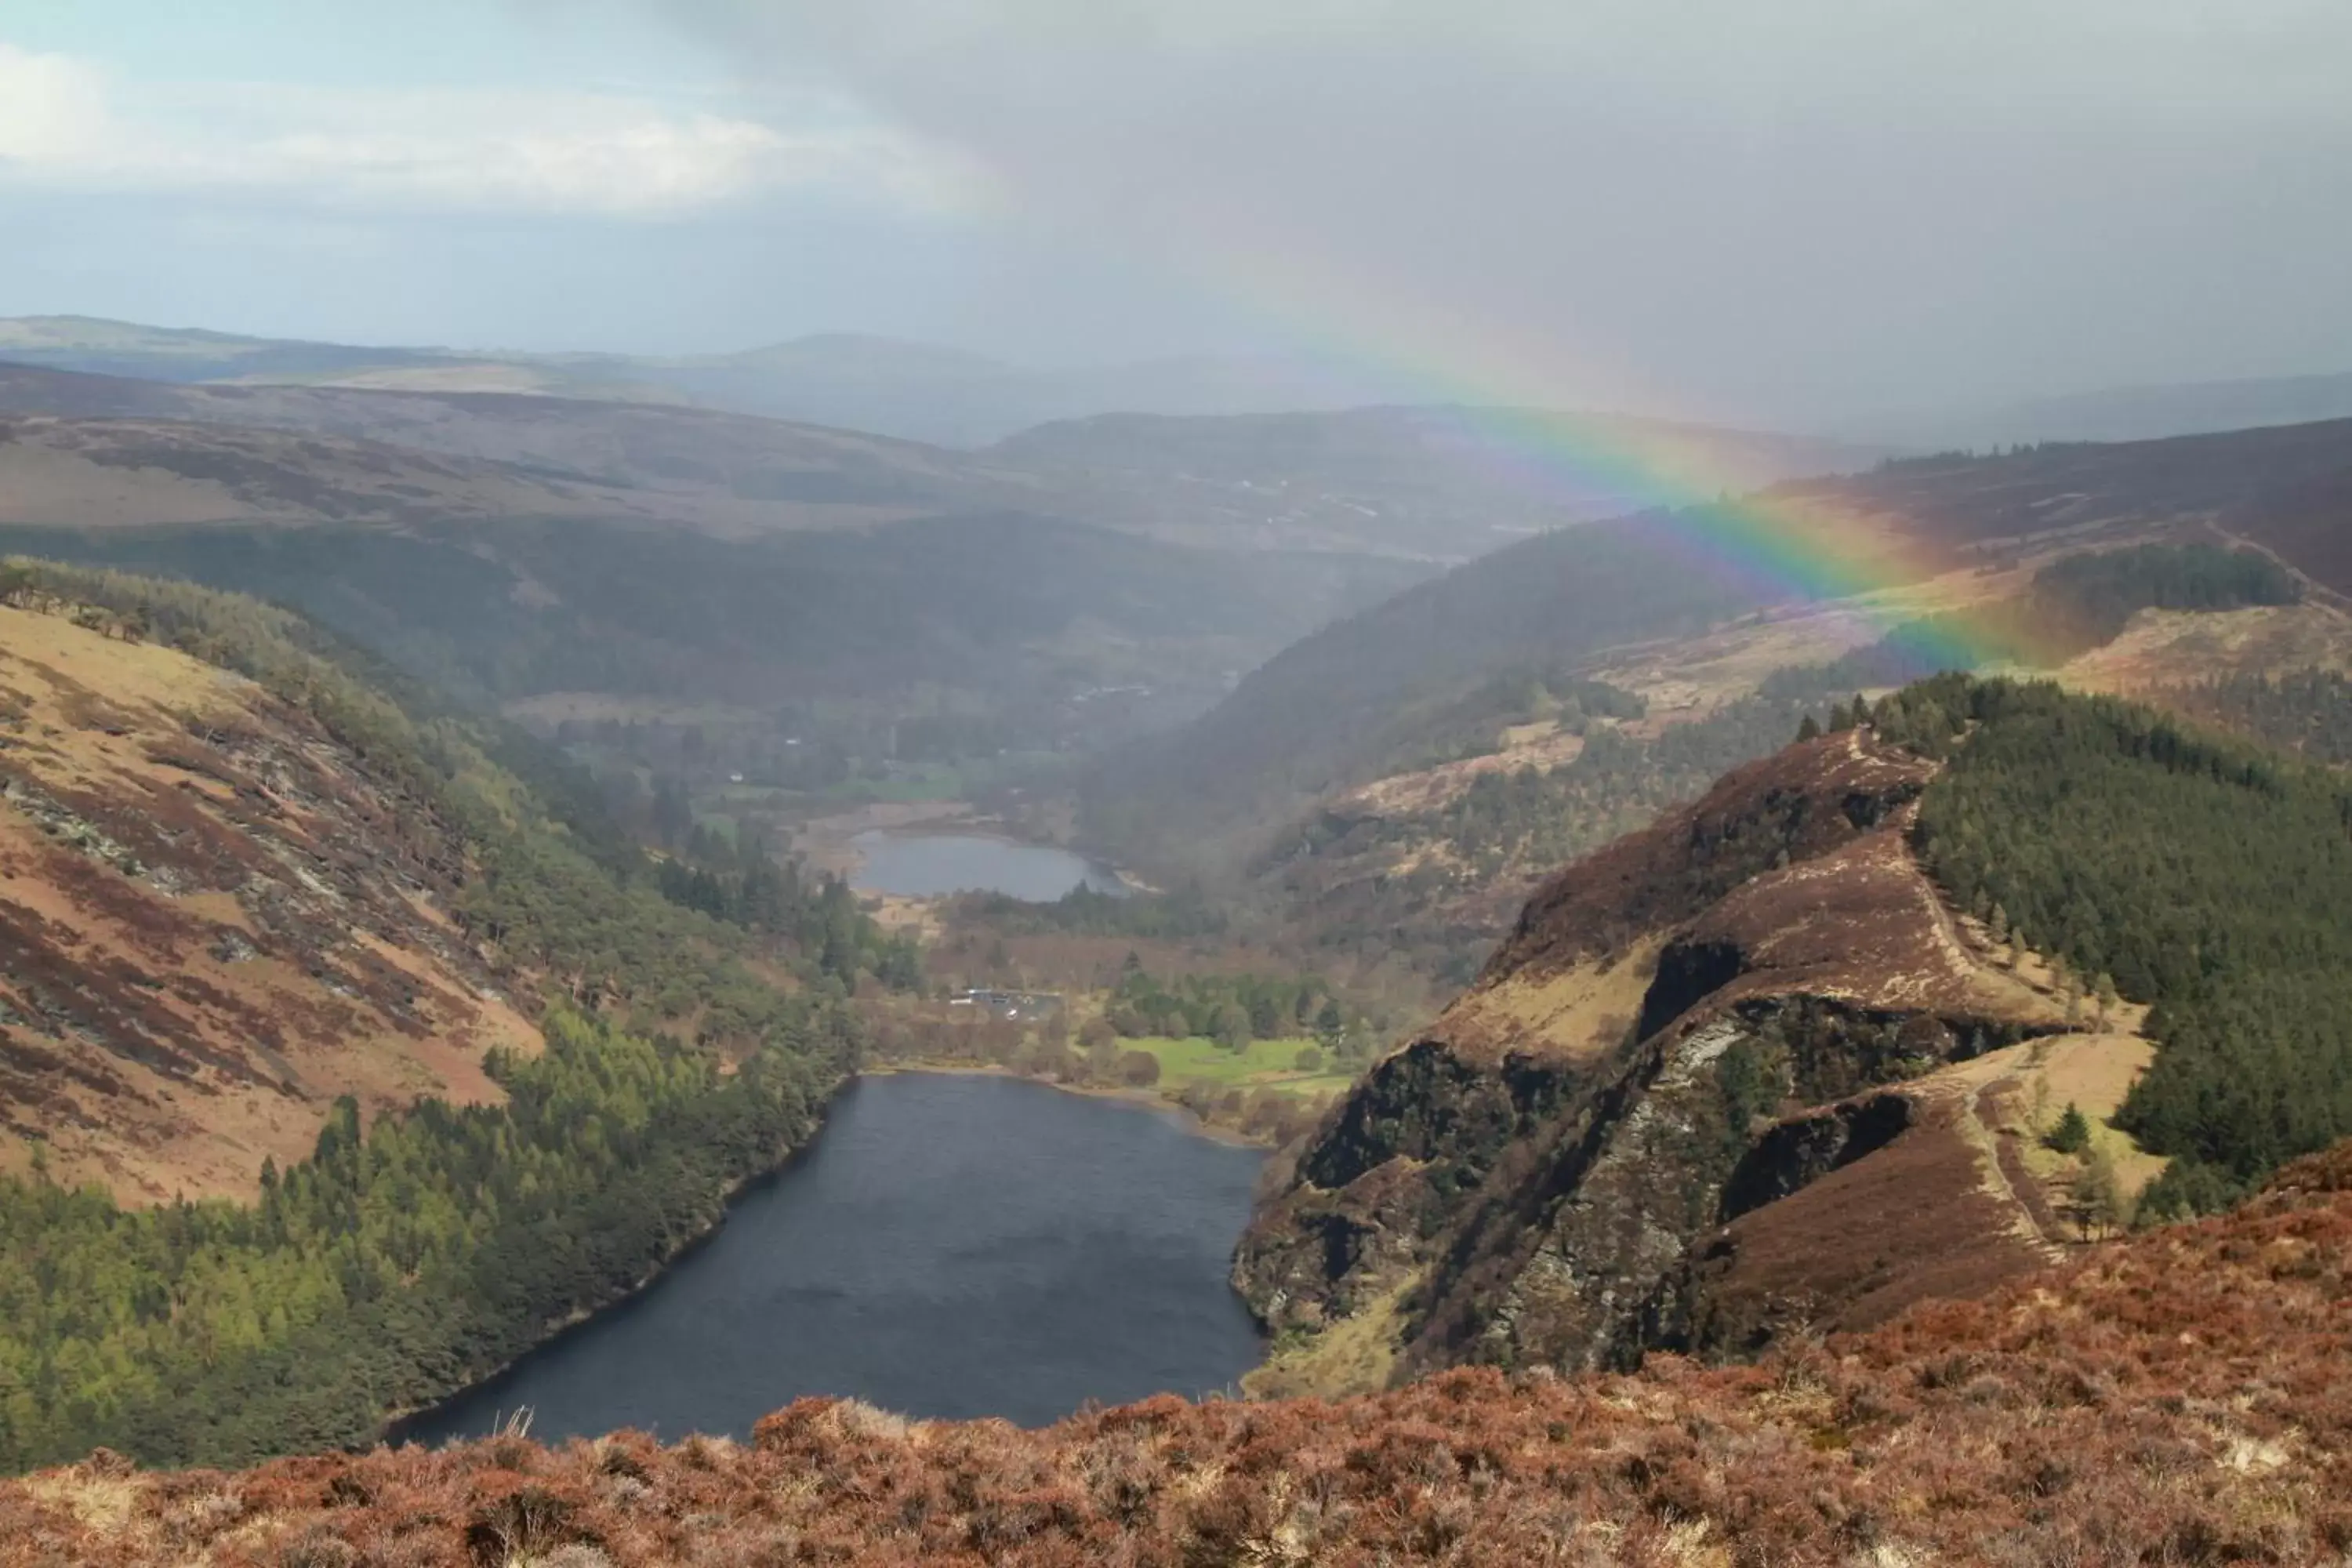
[0,358,1882,563]
[1877,368,2352,448]
[1081,416,2352,871]
[18,315,2352,453]
[0,315,1394,447]
[0,359,1047,535]
[989,406,1893,561]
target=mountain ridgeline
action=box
[1240,677,2352,1394]
[1888,676,2352,1210]
[1759,542,2303,697]
[1082,418,2352,874]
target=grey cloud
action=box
[644,0,2352,423]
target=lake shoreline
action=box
[848,829,1136,901]
[791,802,1144,901]
[866,1062,1267,1148]
[383,1084,848,1443]
[395,1072,1269,1446]
[387,1064,1265,1445]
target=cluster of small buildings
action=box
[948,988,1065,1021]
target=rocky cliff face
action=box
[1237,728,2119,1392]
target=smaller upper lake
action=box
[851,831,1130,902]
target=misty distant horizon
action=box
[6,2,2352,430]
[13,307,2352,453]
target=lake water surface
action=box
[402,1073,1265,1445]
[849,830,1128,901]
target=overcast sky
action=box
[4,1,2350,423]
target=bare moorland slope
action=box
[0,360,1886,562]
[0,363,1044,536]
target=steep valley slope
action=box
[0,561,874,1472]
[1236,533,2352,988]
[1237,723,2153,1397]
[0,636,2347,1561]
[0,592,534,1203]
[1083,414,2352,874]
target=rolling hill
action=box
[1081,416,2352,876]
[1886,366,2352,448]
[989,405,1892,562]
[0,316,1392,447]
[0,413,681,531]
[0,360,1884,563]
[0,356,1886,758]
[0,511,1428,735]
[0,362,1439,741]
[0,361,1047,535]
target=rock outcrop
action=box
[1237,727,2122,1392]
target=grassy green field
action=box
[1120,1035,1359,1098]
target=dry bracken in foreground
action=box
[5,1142,2350,1567]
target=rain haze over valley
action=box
[4,5,2352,1564]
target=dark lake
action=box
[401,1073,1266,1446]
[848,830,1130,901]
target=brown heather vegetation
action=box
[1236,727,2103,1393]
[0,597,534,1202]
[2,1140,2344,1566]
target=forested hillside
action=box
[1083,419,2352,872]
[0,564,884,1472]
[1241,677,2352,1403]
[1083,514,1763,864]
[1759,541,2303,698]
[2164,668,2352,764]
[0,513,1423,729]
[1887,676,2352,1210]
[1227,543,2325,989]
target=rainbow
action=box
[1074,195,2067,677]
